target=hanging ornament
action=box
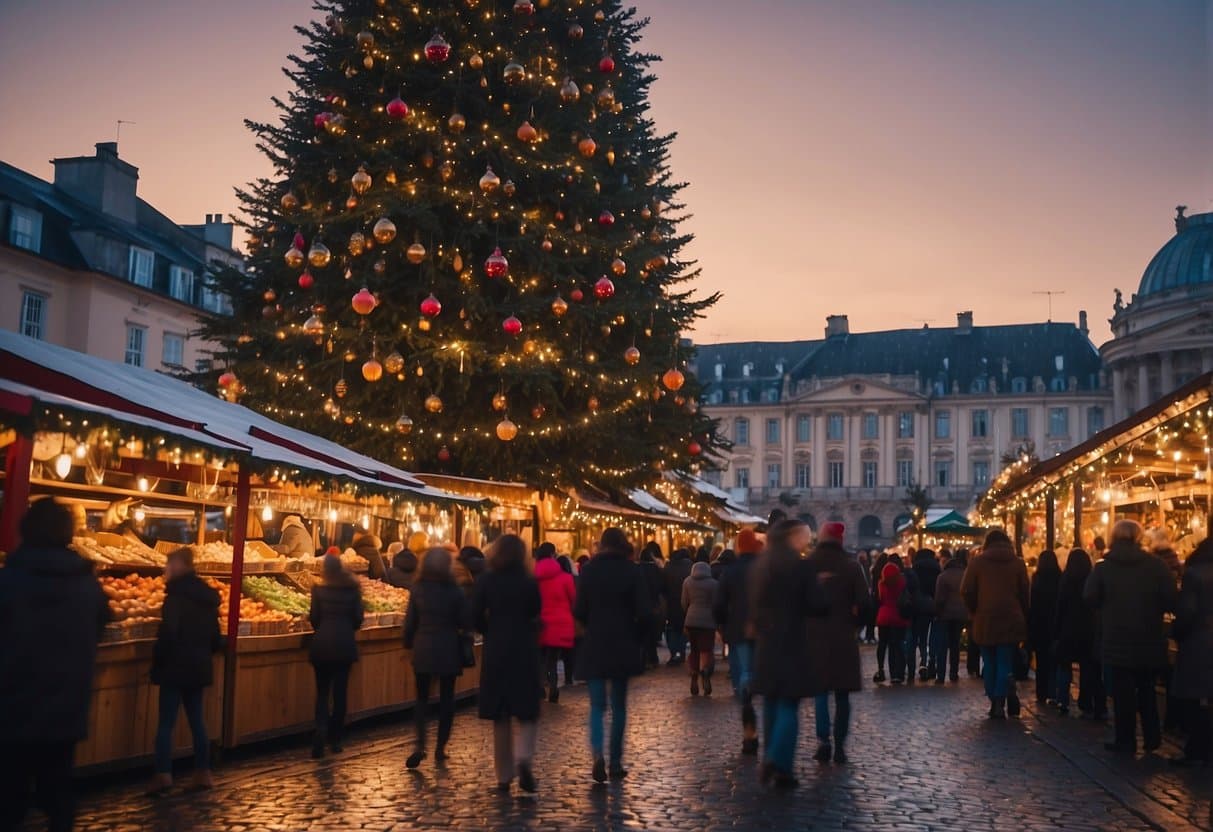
[448,111,466,133]
[218,371,238,389]
[541,236,553,252]
[422,151,435,168]
[502,315,523,336]
[514,0,534,15]
[343,349,357,362]
[531,404,546,420]
[348,231,367,256]
[314,112,333,130]
[373,257,387,276]
[662,367,686,391]
[307,241,331,268]
[345,193,359,210]
[484,247,509,278]
[425,394,444,413]
[351,165,372,194]
[594,9,606,22]
[687,440,702,456]
[611,257,627,276]
[439,160,455,182]
[335,378,349,398]
[351,287,377,315]
[468,52,484,70]
[452,251,464,272]
[284,245,305,269]
[298,271,315,290]
[594,276,615,299]
[372,217,397,244]
[492,392,509,411]
[516,120,538,142]
[551,295,568,317]
[419,293,442,318]
[496,180,513,200]
[386,96,409,120]
[606,148,616,165]
[570,288,585,303]
[598,209,616,227]
[395,414,413,434]
[407,241,427,264]
[384,351,405,374]
[356,30,374,50]
[624,346,641,365]
[323,397,337,416]
[599,54,616,73]
[385,168,398,185]
[588,396,600,412]
[503,61,526,84]
[568,22,584,40]
[437,445,451,462]
[578,136,597,157]
[280,191,299,212]
[362,358,383,382]
[479,165,501,193]
[303,315,325,338]
[560,78,580,103]
[496,418,519,442]
[327,167,340,183]
[596,86,615,108]
[424,31,451,63]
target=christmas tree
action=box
[202,0,720,490]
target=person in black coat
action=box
[148,546,222,794]
[0,498,108,832]
[574,527,651,783]
[1052,548,1101,717]
[474,534,543,793]
[404,547,471,769]
[637,543,665,668]
[308,553,364,757]
[910,549,941,681]
[662,548,693,665]
[713,529,764,754]
[1028,549,1061,705]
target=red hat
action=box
[736,529,763,554]
[324,546,341,556]
[820,522,845,542]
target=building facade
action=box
[0,142,237,372]
[695,312,1109,549]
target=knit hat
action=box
[323,552,343,576]
[820,522,845,543]
[735,529,763,554]
[324,546,341,556]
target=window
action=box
[971,409,989,438]
[862,461,878,489]
[128,247,154,288]
[934,410,951,439]
[897,411,915,439]
[896,459,914,488]
[765,418,780,445]
[1011,408,1030,439]
[862,412,879,439]
[972,460,991,488]
[794,463,810,489]
[169,266,195,303]
[828,461,845,489]
[734,468,749,490]
[970,376,988,393]
[19,290,46,340]
[1011,377,1028,394]
[934,460,952,488]
[1087,406,1105,437]
[826,413,844,440]
[195,358,212,373]
[200,286,232,315]
[766,463,782,489]
[1048,407,1069,438]
[124,324,146,367]
[796,414,811,443]
[735,417,750,446]
[162,332,185,367]
[8,206,41,252]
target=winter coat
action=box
[961,542,1029,646]
[403,578,469,677]
[912,553,942,600]
[749,544,829,699]
[640,559,665,617]
[934,559,969,622]
[1028,561,1062,651]
[1083,540,1178,670]
[1052,560,1096,664]
[276,521,313,558]
[385,549,418,590]
[151,572,221,689]
[663,554,694,630]
[1172,541,1213,700]
[713,551,757,645]
[1153,547,1183,586]
[876,563,909,628]
[0,545,109,743]
[806,541,871,692]
[351,533,386,579]
[474,562,543,721]
[573,547,650,680]
[681,562,718,630]
[308,574,364,665]
[536,557,576,649]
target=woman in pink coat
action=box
[535,543,576,703]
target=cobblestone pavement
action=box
[24,649,1212,831]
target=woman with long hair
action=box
[1028,550,1062,705]
[535,543,576,703]
[1053,548,1097,716]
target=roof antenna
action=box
[1032,290,1065,322]
[116,119,136,145]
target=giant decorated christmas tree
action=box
[202,0,720,489]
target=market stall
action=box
[896,509,987,551]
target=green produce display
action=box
[242,575,311,616]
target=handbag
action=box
[460,634,477,668]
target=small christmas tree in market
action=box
[201,0,721,490]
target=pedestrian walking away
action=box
[1028,549,1061,705]
[961,529,1029,719]
[308,551,364,758]
[1052,548,1099,716]
[1170,537,1213,766]
[663,548,693,666]
[535,542,576,704]
[932,549,968,683]
[681,560,718,696]
[713,528,764,755]
[874,560,909,684]
[909,548,941,682]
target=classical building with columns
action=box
[1102,207,1213,421]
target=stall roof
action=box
[715,504,767,526]
[573,489,713,531]
[664,472,765,526]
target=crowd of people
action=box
[3,497,1212,830]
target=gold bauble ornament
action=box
[578,136,597,158]
[594,9,605,22]
[406,242,427,264]
[452,252,464,272]
[448,111,466,133]
[351,165,372,194]
[385,168,398,184]
[425,394,443,413]
[503,62,525,84]
[516,120,538,143]
[372,217,397,244]
[496,418,518,442]
[468,53,484,70]
[362,55,374,70]
[606,148,616,165]
[492,392,508,411]
[479,165,501,193]
[347,231,366,256]
[395,414,413,434]
[343,412,356,425]
[418,318,432,332]
[362,358,383,382]
[373,257,387,275]
[335,378,349,398]
[280,191,299,212]
[345,193,359,210]
[531,404,546,420]
[327,168,340,183]
[624,346,641,365]
[308,241,332,268]
[343,349,358,363]
[324,398,337,415]
[384,351,405,374]
[502,179,516,197]
[662,367,686,391]
[560,78,580,103]
[439,160,454,182]
[588,396,600,412]
[303,315,325,338]
[611,257,627,276]
[596,86,615,108]
[356,30,374,50]
[551,295,568,317]
[284,246,305,269]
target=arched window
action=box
[858,515,883,539]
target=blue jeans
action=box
[813,690,851,744]
[728,640,755,700]
[154,685,209,774]
[762,697,801,773]
[980,644,1015,698]
[587,678,629,764]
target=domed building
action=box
[1102,207,1213,421]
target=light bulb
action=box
[137,477,149,492]
[74,444,87,459]
[361,514,370,530]
[54,453,72,479]
[134,508,146,522]
[261,505,273,522]
[328,509,338,523]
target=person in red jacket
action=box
[874,559,909,684]
[535,543,576,703]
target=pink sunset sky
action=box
[1,1,1210,346]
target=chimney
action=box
[51,142,139,224]
[956,311,973,334]
[183,212,235,249]
[1078,310,1088,336]
[825,314,849,338]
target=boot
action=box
[311,728,327,759]
[145,773,173,797]
[1006,691,1021,718]
[741,699,759,755]
[406,749,427,769]
[813,742,832,762]
[548,686,560,704]
[690,671,700,696]
[989,697,1006,719]
[702,670,713,697]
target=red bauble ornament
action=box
[662,367,686,391]
[419,293,442,318]
[687,440,702,456]
[293,231,306,250]
[424,32,451,63]
[386,97,409,119]
[513,0,534,15]
[598,210,616,227]
[484,247,509,278]
[594,276,615,299]
[598,54,616,73]
[502,315,523,336]
[298,271,315,290]
[313,112,332,130]
[437,445,451,463]
[351,287,377,315]
[570,288,585,302]
[217,371,238,389]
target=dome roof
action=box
[1137,211,1213,298]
